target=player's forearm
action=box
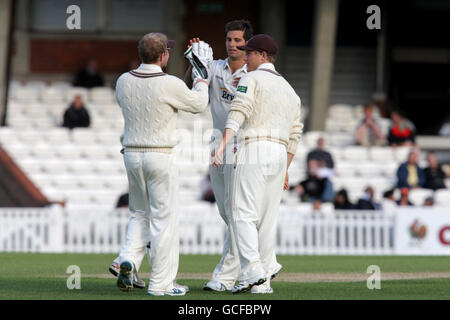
[221,128,236,149]
[287,152,295,169]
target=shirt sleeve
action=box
[162,76,209,114]
[287,98,303,155]
[225,75,257,132]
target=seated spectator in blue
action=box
[73,58,104,88]
[396,187,414,206]
[356,186,381,210]
[396,149,425,189]
[423,152,446,191]
[63,95,91,129]
[387,110,416,146]
[333,189,355,210]
[292,159,334,203]
[423,196,434,207]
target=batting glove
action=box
[184,41,213,82]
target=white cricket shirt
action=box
[209,58,247,133]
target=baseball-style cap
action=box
[167,39,176,49]
[237,34,278,55]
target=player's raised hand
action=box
[187,37,201,49]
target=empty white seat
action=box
[66,160,96,175]
[328,132,354,147]
[328,104,354,120]
[42,128,70,144]
[393,146,412,162]
[26,80,48,90]
[342,146,369,162]
[92,160,123,175]
[369,147,394,162]
[40,87,66,104]
[50,81,71,90]
[354,162,384,177]
[434,189,450,206]
[408,188,434,206]
[54,145,82,159]
[41,160,69,174]
[89,87,115,104]
[335,162,357,177]
[11,88,40,103]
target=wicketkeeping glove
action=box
[184,41,213,81]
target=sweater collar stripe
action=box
[129,71,166,78]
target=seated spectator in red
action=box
[396,149,425,189]
[423,152,446,190]
[63,95,90,129]
[333,189,355,210]
[387,110,416,146]
[73,58,104,88]
[397,187,414,206]
[355,104,385,147]
[355,186,381,210]
[201,173,215,203]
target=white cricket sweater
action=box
[225,63,303,155]
[116,64,209,152]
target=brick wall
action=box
[30,39,140,74]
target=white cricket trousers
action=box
[209,145,240,289]
[230,140,285,282]
[119,150,179,292]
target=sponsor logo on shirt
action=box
[220,88,235,101]
[237,85,247,93]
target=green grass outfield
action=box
[0,253,449,300]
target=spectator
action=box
[423,152,446,190]
[382,189,397,212]
[201,173,215,203]
[397,187,414,206]
[333,189,355,210]
[387,110,416,146]
[312,199,322,212]
[355,104,385,147]
[396,149,425,189]
[116,192,129,208]
[355,186,382,210]
[423,196,434,207]
[307,137,334,170]
[73,58,104,88]
[62,95,91,129]
[439,116,450,136]
[292,159,334,203]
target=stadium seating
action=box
[1,80,447,210]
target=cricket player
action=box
[212,34,303,294]
[114,32,211,296]
[185,20,254,292]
